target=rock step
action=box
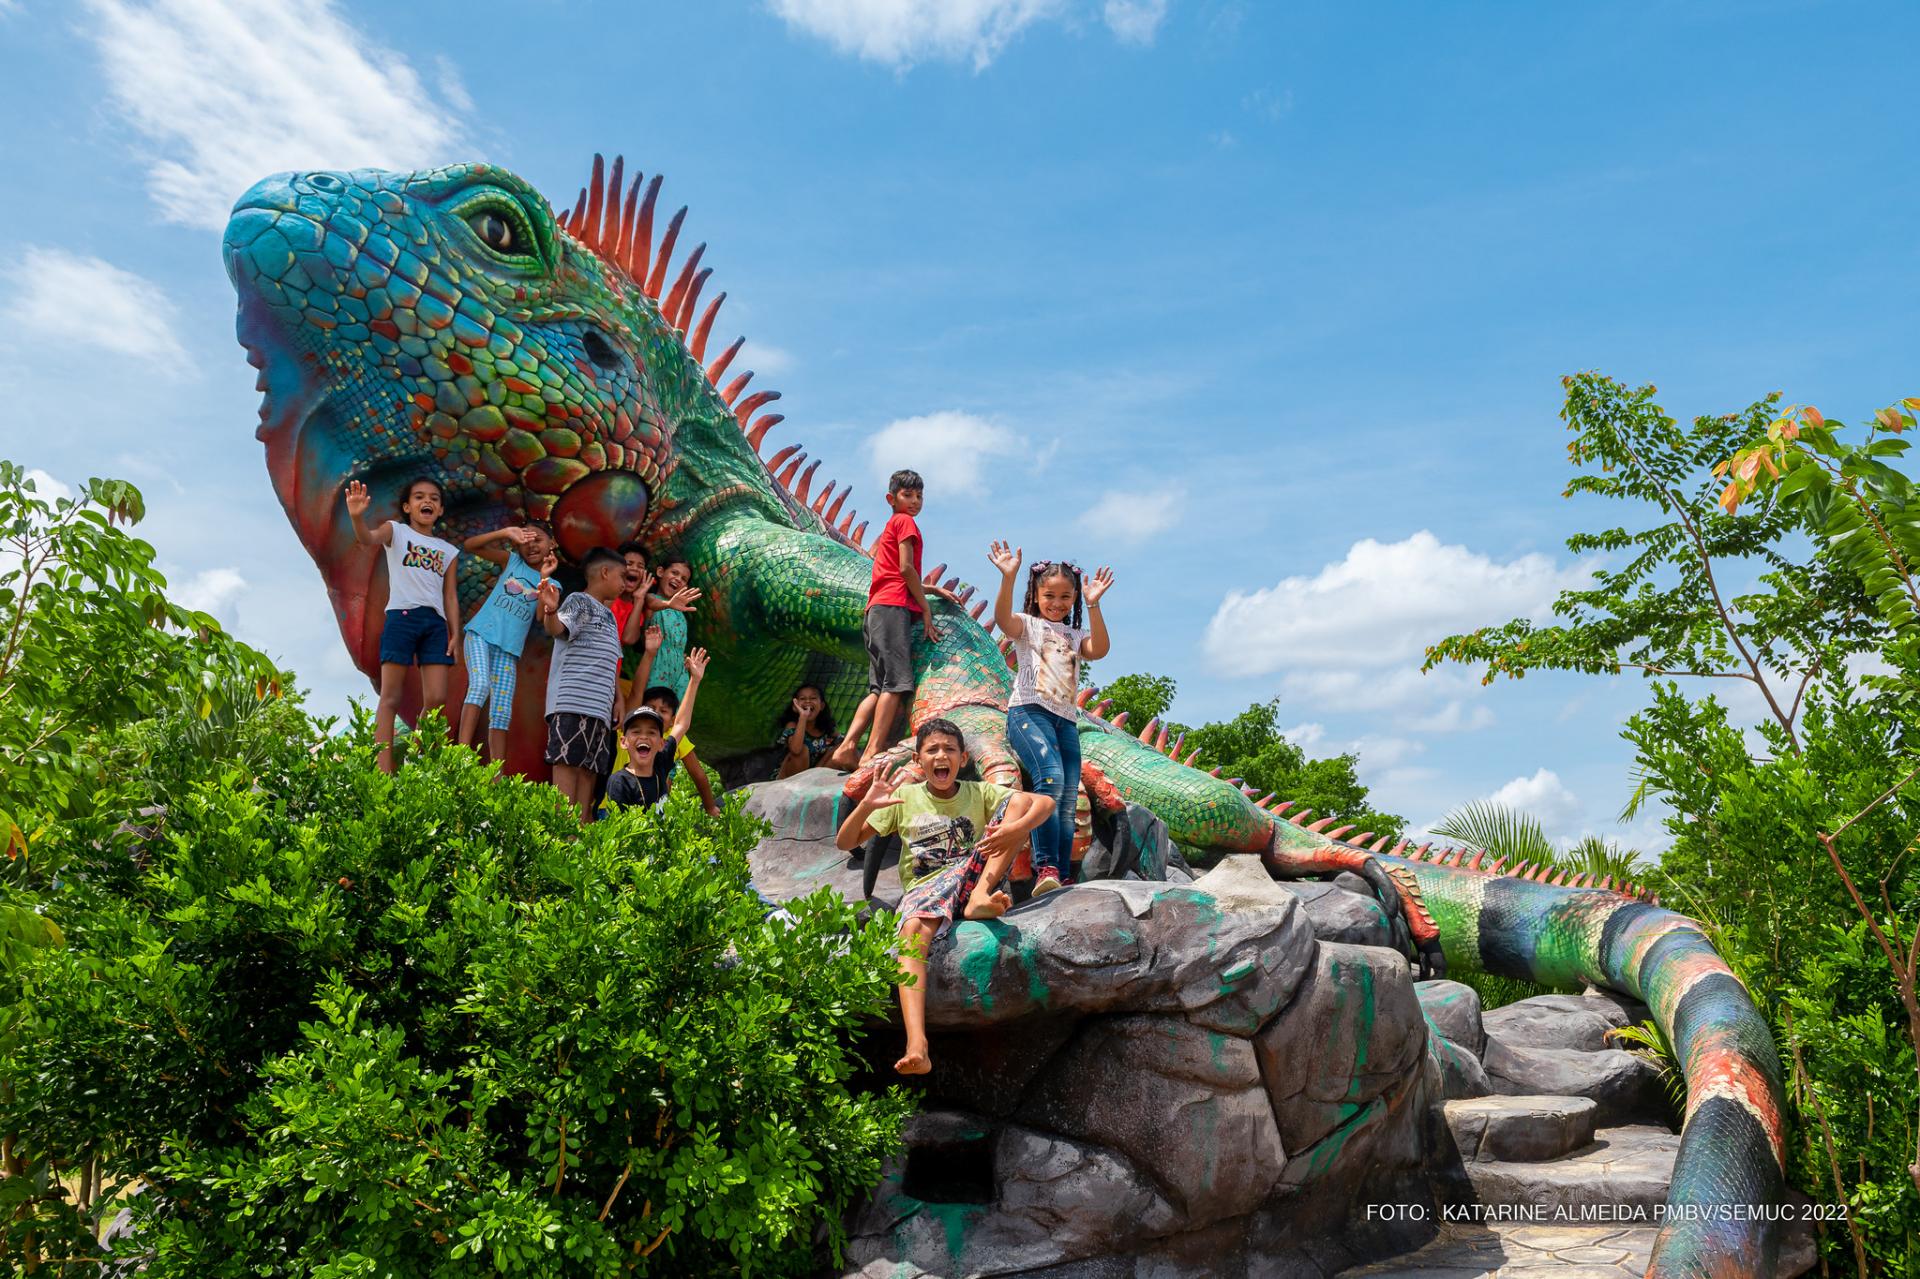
[1335,1219,1816,1278]
[1441,1124,1677,1216]
[1442,1095,1598,1164]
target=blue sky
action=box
[2,0,1915,846]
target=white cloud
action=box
[769,0,1169,69]
[769,0,1064,69]
[82,0,468,230]
[1348,733,1424,770]
[1,248,186,366]
[1077,484,1184,544]
[1203,530,1592,679]
[1242,86,1293,122]
[1280,721,1324,749]
[173,566,249,625]
[866,410,1020,497]
[1102,0,1168,44]
[737,339,797,377]
[1408,700,1495,733]
[22,469,75,503]
[1483,768,1583,835]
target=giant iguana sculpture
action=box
[222,155,1787,1277]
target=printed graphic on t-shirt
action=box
[904,812,979,882]
[400,541,449,575]
[1031,623,1078,708]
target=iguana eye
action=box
[450,192,544,268]
[469,210,516,252]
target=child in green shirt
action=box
[836,717,1054,1076]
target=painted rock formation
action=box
[741,770,1814,1278]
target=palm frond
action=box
[1430,801,1556,866]
[1609,1020,1687,1111]
[1562,835,1644,883]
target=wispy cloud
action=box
[1077,484,1185,544]
[768,0,1170,70]
[866,410,1021,496]
[737,339,798,377]
[1102,0,1169,45]
[81,0,469,230]
[173,566,250,626]
[1242,86,1293,122]
[1,248,187,366]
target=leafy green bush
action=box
[6,714,911,1276]
[0,464,912,1275]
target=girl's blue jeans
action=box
[1006,702,1081,881]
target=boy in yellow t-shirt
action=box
[835,717,1054,1076]
[634,683,722,816]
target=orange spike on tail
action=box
[1076,686,1097,708]
[810,480,835,515]
[1112,711,1130,729]
[1327,825,1355,840]
[823,486,850,524]
[970,599,988,620]
[721,371,753,406]
[766,443,802,473]
[1270,801,1294,816]
[774,452,807,487]
[1290,809,1314,826]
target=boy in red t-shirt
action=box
[828,469,958,768]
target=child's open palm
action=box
[684,647,710,680]
[988,540,1022,577]
[1084,566,1115,605]
[643,624,663,652]
[664,586,702,612]
[344,480,372,517]
[535,578,560,614]
[865,762,908,810]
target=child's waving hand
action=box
[664,585,702,612]
[865,761,909,809]
[988,540,1022,577]
[643,623,664,652]
[344,480,371,517]
[1085,567,1115,605]
[684,647,710,679]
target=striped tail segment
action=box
[1392,858,1787,1278]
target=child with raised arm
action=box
[457,523,560,761]
[535,547,626,820]
[345,477,461,774]
[834,718,1055,1075]
[608,648,711,812]
[988,543,1114,897]
[636,681,723,816]
[639,554,703,700]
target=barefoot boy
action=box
[826,469,960,770]
[834,718,1054,1075]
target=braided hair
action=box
[1023,560,1085,630]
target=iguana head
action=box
[222,155,869,690]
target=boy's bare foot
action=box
[825,740,860,771]
[963,889,1011,920]
[895,1043,932,1075]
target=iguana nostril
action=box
[307,173,344,192]
[551,470,650,564]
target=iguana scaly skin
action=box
[222,155,1784,1277]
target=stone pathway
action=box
[1337,1221,1663,1277]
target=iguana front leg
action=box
[715,518,1019,781]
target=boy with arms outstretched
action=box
[835,718,1054,1075]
